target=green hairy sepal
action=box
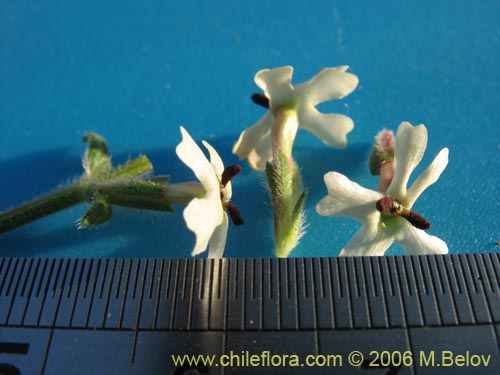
[82,132,112,180]
[266,152,307,258]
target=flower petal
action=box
[232,112,273,160]
[247,130,273,171]
[386,122,428,199]
[184,192,224,256]
[339,222,394,256]
[316,172,382,222]
[406,148,449,207]
[395,220,448,255]
[202,140,224,178]
[254,66,294,108]
[299,106,354,148]
[207,212,229,258]
[297,66,359,106]
[176,127,220,192]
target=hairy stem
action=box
[0,184,89,233]
[0,176,207,233]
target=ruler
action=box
[0,254,499,374]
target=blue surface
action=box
[1,1,499,258]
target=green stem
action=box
[0,178,189,233]
[0,184,89,233]
[0,173,200,233]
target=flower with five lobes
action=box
[233,65,359,170]
[316,122,449,256]
[176,127,243,258]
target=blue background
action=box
[1,0,499,258]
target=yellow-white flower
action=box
[176,127,242,258]
[233,66,359,170]
[316,122,449,256]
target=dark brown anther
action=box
[376,196,393,214]
[251,93,270,108]
[221,165,242,187]
[225,202,244,226]
[400,210,431,230]
[377,196,431,230]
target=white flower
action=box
[316,122,449,256]
[233,66,359,170]
[176,127,242,258]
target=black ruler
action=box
[0,254,499,374]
